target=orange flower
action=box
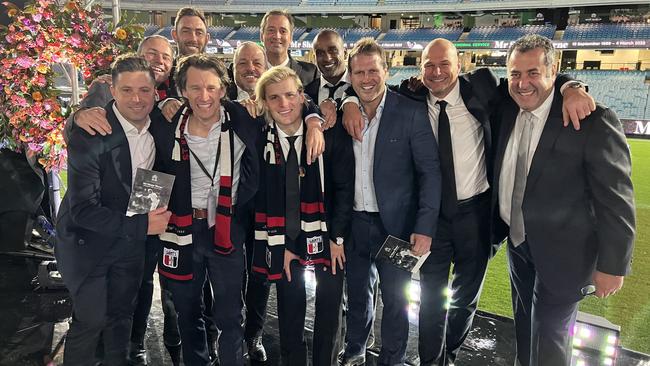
[115,28,127,40]
[36,64,49,74]
[7,8,18,17]
[32,91,43,101]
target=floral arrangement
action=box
[0,0,143,172]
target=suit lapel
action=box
[525,95,564,193]
[373,89,398,171]
[105,102,133,195]
[493,100,518,187]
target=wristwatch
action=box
[334,237,344,246]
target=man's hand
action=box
[283,249,300,282]
[319,99,337,130]
[88,74,113,89]
[330,240,345,275]
[305,117,325,165]
[592,271,624,298]
[161,99,183,122]
[147,206,171,235]
[74,107,111,136]
[407,76,423,92]
[240,97,259,118]
[342,102,364,141]
[410,233,432,257]
[562,87,596,130]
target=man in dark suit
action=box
[392,39,594,366]
[338,38,441,366]
[260,9,319,86]
[491,34,635,366]
[55,55,171,366]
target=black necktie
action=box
[324,81,345,100]
[437,100,458,219]
[285,136,300,240]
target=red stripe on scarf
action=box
[300,258,332,267]
[221,176,232,186]
[218,195,232,207]
[300,202,325,214]
[158,268,193,281]
[255,213,267,223]
[267,216,285,227]
[214,214,233,254]
[252,265,283,281]
[169,214,192,227]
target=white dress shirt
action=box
[236,86,251,102]
[426,82,489,200]
[112,104,155,184]
[267,57,290,69]
[184,107,245,209]
[277,123,304,164]
[317,70,350,104]
[499,90,555,225]
[353,90,387,212]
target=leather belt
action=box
[456,190,490,210]
[192,208,208,219]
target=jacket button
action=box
[78,239,85,245]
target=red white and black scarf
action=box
[251,122,329,281]
[158,106,235,281]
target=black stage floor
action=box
[1,252,649,366]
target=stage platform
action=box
[1,252,649,366]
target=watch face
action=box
[336,237,344,245]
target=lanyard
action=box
[188,139,221,188]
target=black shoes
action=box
[338,350,366,366]
[246,335,268,362]
[127,343,147,366]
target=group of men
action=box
[55,5,636,366]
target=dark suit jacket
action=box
[56,101,151,296]
[373,89,441,241]
[288,54,319,87]
[491,88,635,301]
[323,113,355,241]
[152,100,263,247]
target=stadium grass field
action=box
[479,138,650,354]
[56,139,650,353]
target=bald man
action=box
[394,39,595,366]
[228,41,267,101]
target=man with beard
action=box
[260,9,318,87]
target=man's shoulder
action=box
[389,88,427,110]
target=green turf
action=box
[479,138,650,354]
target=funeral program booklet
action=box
[376,235,431,273]
[126,168,175,217]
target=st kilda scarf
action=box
[158,106,235,281]
[251,122,330,281]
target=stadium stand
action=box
[563,23,650,40]
[208,26,234,41]
[143,24,160,37]
[156,26,173,40]
[467,25,556,41]
[303,27,381,43]
[382,27,463,42]
[335,0,378,5]
[229,0,301,5]
[228,26,260,41]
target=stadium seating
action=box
[228,26,260,41]
[467,25,556,41]
[382,28,463,42]
[143,24,160,37]
[384,0,458,4]
[208,26,234,41]
[335,0,378,5]
[156,26,173,40]
[563,23,650,40]
[304,27,381,43]
[228,0,300,5]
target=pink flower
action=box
[16,55,35,68]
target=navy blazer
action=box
[372,89,441,241]
[56,101,150,296]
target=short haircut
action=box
[175,53,230,92]
[234,41,267,65]
[347,37,387,72]
[174,7,207,30]
[313,29,344,50]
[255,66,303,121]
[260,9,294,34]
[506,34,556,71]
[111,53,155,85]
[137,35,176,59]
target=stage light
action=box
[570,312,621,366]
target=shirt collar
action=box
[522,89,555,122]
[236,86,251,102]
[267,55,290,69]
[320,70,350,89]
[276,121,304,139]
[427,79,461,107]
[112,103,151,137]
[360,88,388,120]
[183,106,225,136]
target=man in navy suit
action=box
[492,35,635,366]
[56,54,172,366]
[338,38,441,366]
